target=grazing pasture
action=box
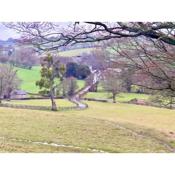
[15,48,93,93]
[16,66,41,93]
[16,66,85,93]
[59,48,94,57]
[1,22,175,155]
[0,100,175,153]
[85,92,149,102]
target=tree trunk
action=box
[126,82,131,92]
[169,96,173,109]
[7,91,11,101]
[50,90,57,111]
[62,89,66,97]
[112,93,116,103]
[89,83,98,92]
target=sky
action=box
[0,23,20,40]
[0,22,71,41]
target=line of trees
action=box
[10,47,39,69]
[0,46,39,69]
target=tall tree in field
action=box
[36,54,65,111]
[101,69,127,103]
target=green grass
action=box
[76,80,85,89]
[85,92,109,99]
[15,66,149,104]
[16,66,85,93]
[85,92,149,102]
[1,47,173,152]
[14,48,93,93]
[0,139,88,153]
[117,93,149,102]
[4,99,75,107]
[81,101,175,132]
[0,99,175,152]
[16,66,41,93]
[59,48,94,57]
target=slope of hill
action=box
[16,66,41,93]
[16,66,85,93]
[0,100,175,152]
[59,48,94,57]
[0,38,17,46]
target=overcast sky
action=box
[0,22,72,40]
[0,23,20,40]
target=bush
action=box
[149,90,175,109]
[66,62,91,80]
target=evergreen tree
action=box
[36,53,65,111]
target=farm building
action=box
[10,90,28,99]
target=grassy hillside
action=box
[16,66,85,93]
[15,66,149,106]
[16,66,149,103]
[59,48,94,57]
[4,99,75,107]
[16,66,41,93]
[0,100,175,152]
[14,48,149,103]
[85,92,149,102]
[14,48,94,93]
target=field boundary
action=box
[0,102,84,111]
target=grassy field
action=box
[85,92,149,102]
[16,66,85,93]
[4,99,76,107]
[2,48,174,153]
[16,66,41,93]
[15,66,149,103]
[0,99,175,153]
[15,48,93,93]
[59,48,94,57]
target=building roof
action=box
[12,90,28,95]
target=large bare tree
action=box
[4,22,175,51]
[101,69,127,103]
[104,37,175,94]
[0,64,21,102]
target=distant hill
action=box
[0,36,100,52]
[0,38,17,46]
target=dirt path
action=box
[69,70,101,109]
